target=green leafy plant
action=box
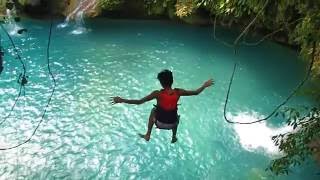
[98,0,124,10]
[268,107,320,175]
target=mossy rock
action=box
[181,11,210,25]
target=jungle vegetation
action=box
[6,0,320,175]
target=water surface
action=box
[0,18,318,179]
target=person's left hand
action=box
[110,96,123,105]
[203,79,214,88]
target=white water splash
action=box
[229,111,292,154]
[70,11,87,35]
[5,9,22,36]
[57,21,69,28]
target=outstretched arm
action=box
[111,90,158,105]
[177,79,213,96]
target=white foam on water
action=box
[70,27,87,35]
[5,9,23,36]
[57,21,69,29]
[229,111,292,154]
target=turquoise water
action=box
[0,19,318,179]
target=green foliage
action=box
[268,107,320,175]
[98,0,124,10]
[199,0,267,17]
[175,0,198,17]
[172,0,320,76]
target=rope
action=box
[0,17,56,150]
[212,0,269,54]
[212,16,233,48]
[0,85,23,126]
[223,42,316,124]
[210,1,316,124]
[0,34,3,75]
[233,0,269,49]
[0,24,26,76]
[0,24,27,126]
[241,17,306,46]
[241,29,282,46]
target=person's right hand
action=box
[203,79,214,88]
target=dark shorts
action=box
[155,117,179,130]
[153,106,179,129]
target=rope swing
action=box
[0,17,56,150]
[223,42,316,124]
[0,24,27,126]
[210,0,317,124]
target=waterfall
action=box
[57,0,97,35]
[5,8,21,36]
[71,11,86,35]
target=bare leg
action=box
[139,108,156,141]
[171,125,178,143]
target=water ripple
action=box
[0,19,315,180]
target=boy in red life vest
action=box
[111,69,213,143]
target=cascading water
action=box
[5,8,21,36]
[71,11,87,35]
[57,0,97,35]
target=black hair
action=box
[157,69,173,88]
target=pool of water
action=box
[0,18,318,179]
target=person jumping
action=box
[111,69,213,143]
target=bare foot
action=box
[139,133,150,141]
[171,136,178,143]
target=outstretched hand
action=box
[110,96,123,105]
[203,79,214,88]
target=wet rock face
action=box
[62,0,78,17]
[27,0,41,6]
[180,11,211,26]
[0,0,49,16]
[23,0,50,16]
[0,0,99,18]
[5,1,15,10]
[0,1,19,16]
[62,0,101,19]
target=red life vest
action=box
[157,89,180,111]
